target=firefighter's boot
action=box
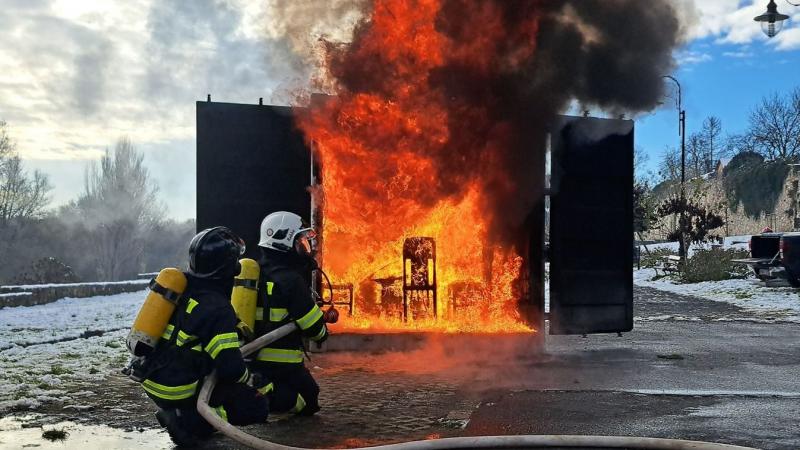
[155,408,197,448]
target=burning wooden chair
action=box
[402,237,437,321]
[329,283,355,316]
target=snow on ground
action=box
[640,235,750,255]
[634,268,800,322]
[0,291,146,412]
[636,235,800,321]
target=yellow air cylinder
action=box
[231,258,260,330]
[126,268,187,357]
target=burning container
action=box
[196,100,633,341]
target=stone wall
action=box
[0,280,149,308]
[644,168,799,240]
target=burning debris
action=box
[283,0,682,332]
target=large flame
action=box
[297,0,545,333]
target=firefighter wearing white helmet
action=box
[250,211,328,416]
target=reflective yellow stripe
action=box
[186,299,199,314]
[296,305,323,330]
[290,393,306,413]
[142,379,198,401]
[214,406,228,422]
[256,347,303,363]
[269,308,288,322]
[266,281,274,295]
[204,332,239,359]
[176,330,198,347]
[311,325,327,342]
[161,324,174,340]
[255,307,264,321]
[237,368,249,384]
[258,382,274,395]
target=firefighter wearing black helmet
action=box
[251,211,328,416]
[142,227,272,446]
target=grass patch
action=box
[657,353,685,360]
[12,388,30,400]
[63,353,81,359]
[42,429,69,442]
[88,367,100,374]
[49,365,71,376]
[733,290,754,299]
[105,340,121,349]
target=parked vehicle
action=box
[780,232,800,287]
[733,232,800,287]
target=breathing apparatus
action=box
[123,227,246,382]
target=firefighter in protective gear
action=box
[251,211,328,416]
[141,227,272,446]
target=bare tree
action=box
[0,121,51,227]
[700,116,723,172]
[634,145,653,185]
[686,132,705,178]
[68,138,160,280]
[725,133,758,158]
[658,146,681,182]
[747,88,800,161]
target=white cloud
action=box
[676,50,713,65]
[682,0,800,49]
[722,48,755,58]
[0,0,317,218]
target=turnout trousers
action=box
[255,363,320,416]
[147,380,269,436]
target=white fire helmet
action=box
[258,211,317,255]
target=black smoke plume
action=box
[297,0,683,249]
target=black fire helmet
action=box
[188,226,246,279]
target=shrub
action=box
[682,248,750,283]
[12,257,79,285]
[639,247,676,269]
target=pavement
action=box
[10,285,800,449]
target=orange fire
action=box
[297,0,544,333]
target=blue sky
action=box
[1,1,800,220]
[637,3,800,178]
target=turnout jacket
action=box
[141,275,249,403]
[252,252,328,368]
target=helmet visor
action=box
[294,228,317,256]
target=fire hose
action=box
[197,323,755,450]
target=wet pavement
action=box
[0,415,172,449]
[4,285,800,449]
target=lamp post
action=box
[754,0,792,38]
[663,75,688,261]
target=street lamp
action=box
[754,0,791,38]
[662,75,688,261]
[662,76,685,186]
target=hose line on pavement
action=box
[197,323,756,450]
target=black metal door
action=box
[196,101,311,260]
[549,116,633,335]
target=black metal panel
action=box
[549,116,634,335]
[196,101,311,260]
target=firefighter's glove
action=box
[235,321,254,343]
[246,372,274,396]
